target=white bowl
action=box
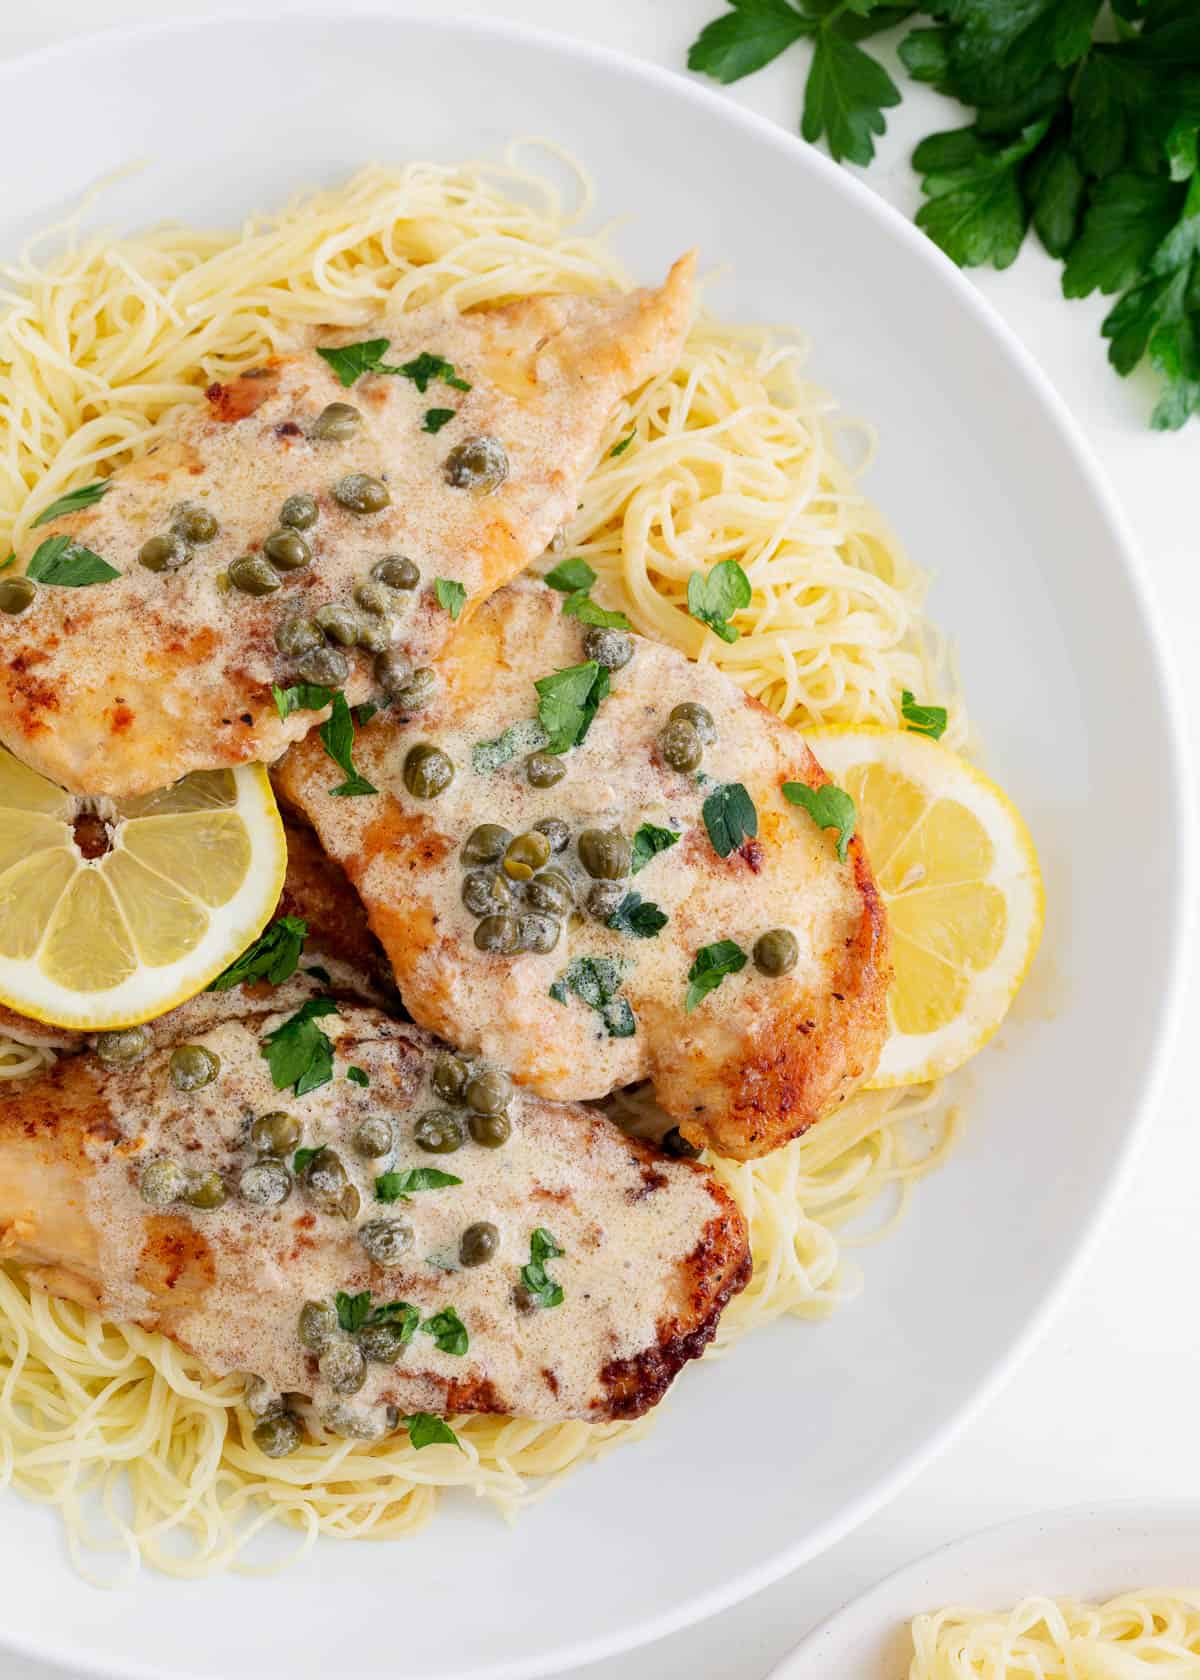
[0,13,1190,1680]
[770,1501,1200,1677]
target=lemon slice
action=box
[0,747,286,1030]
[806,727,1044,1087]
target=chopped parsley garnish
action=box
[398,352,471,394]
[549,955,636,1038]
[702,782,758,858]
[346,1066,369,1087]
[272,681,335,722]
[520,1228,564,1309]
[422,407,457,434]
[687,559,751,645]
[293,1147,320,1175]
[401,1412,462,1450]
[606,891,668,939]
[316,340,470,394]
[686,939,748,1013]
[471,717,549,774]
[261,997,338,1096]
[375,1167,463,1202]
[25,535,119,586]
[610,429,636,457]
[544,557,596,593]
[421,1306,469,1357]
[335,1292,420,1339]
[783,780,857,862]
[208,915,307,991]
[561,591,632,630]
[319,691,378,797]
[631,821,681,874]
[334,1290,372,1333]
[32,480,110,527]
[900,689,948,740]
[353,702,378,728]
[434,577,467,620]
[535,660,610,754]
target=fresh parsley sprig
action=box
[549,955,636,1038]
[535,660,610,754]
[401,1412,462,1450]
[783,779,857,861]
[702,782,758,859]
[261,997,338,1096]
[606,891,669,939]
[317,340,471,394]
[319,691,378,798]
[25,535,119,586]
[519,1228,565,1309]
[434,577,467,620]
[688,559,752,644]
[686,939,748,1013]
[209,915,308,991]
[375,1167,463,1203]
[631,821,682,873]
[32,481,110,527]
[900,688,948,739]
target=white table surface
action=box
[1,4,1197,1678]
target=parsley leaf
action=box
[913,121,1051,270]
[293,1147,320,1175]
[520,1227,565,1309]
[31,481,110,527]
[401,1412,462,1450]
[783,779,857,861]
[610,428,636,457]
[261,997,338,1095]
[686,939,748,1013]
[535,661,610,754]
[421,1306,469,1357]
[335,1290,372,1333]
[346,1066,369,1087]
[366,1301,420,1338]
[316,339,394,387]
[319,691,378,798]
[208,915,308,991]
[25,536,119,586]
[335,1293,420,1338]
[631,821,681,874]
[606,891,668,939]
[688,0,811,85]
[434,577,467,620]
[549,955,636,1038]
[273,681,335,722]
[900,689,948,739]
[687,559,751,644]
[422,407,456,434]
[803,27,902,166]
[702,782,758,858]
[544,557,597,593]
[398,352,471,394]
[353,702,378,728]
[375,1168,463,1202]
[471,717,549,774]
[561,591,632,630]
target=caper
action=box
[239,1159,292,1208]
[392,669,437,712]
[139,1158,187,1207]
[299,1298,338,1353]
[465,1068,512,1116]
[503,830,551,881]
[95,1025,151,1067]
[753,927,799,977]
[583,626,633,671]
[314,601,362,646]
[319,1340,367,1396]
[578,827,631,880]
[353,580,390,618]
[295,643,349,686]
[373,646,413,698]
[358,1218,413,1267]
[303,1147,351,1214]
[526,751,566,788]
[414,1110,465,1154]
[279,493,318,530]
[460,1221,499,1267]
[169,1044,219,1092]
[172,504,219,544]
[263,528,312,571]
[461,824,512,866]
[535,817,571,854]
[253,1412,302,1458]
[340,1184,362,1220]
[669,701,717,745]
[275,615,323,658]
[229,554,281,596]
[443,434,508,495]
[250,1110,301,1156]
[474,913,519,954]
[526,868,573,916]
[0,577,36,614]
[311,401,362,442]
[138,533,190,573]
[661,1126,703,1160]
[352,1117,393,1158]
[359,1321,409,1364]
[586,880,626,921]
[404,743,454,799]
[323,1403,390,1440]
[243,1375,283,1420]
[657,717,703,772]
[470,1111,512,1148]
[372,554,420,589]
[515,913,560,954]
[184,1170,227,1210]
[432,1052,469,1102]
[461,869,512,917]
[333,473,390,514]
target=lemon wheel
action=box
[807,727,1044,1087]
[0,747,286,1030]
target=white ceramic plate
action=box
[0,12,1191,1680]
[770,1502,1200,1677]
